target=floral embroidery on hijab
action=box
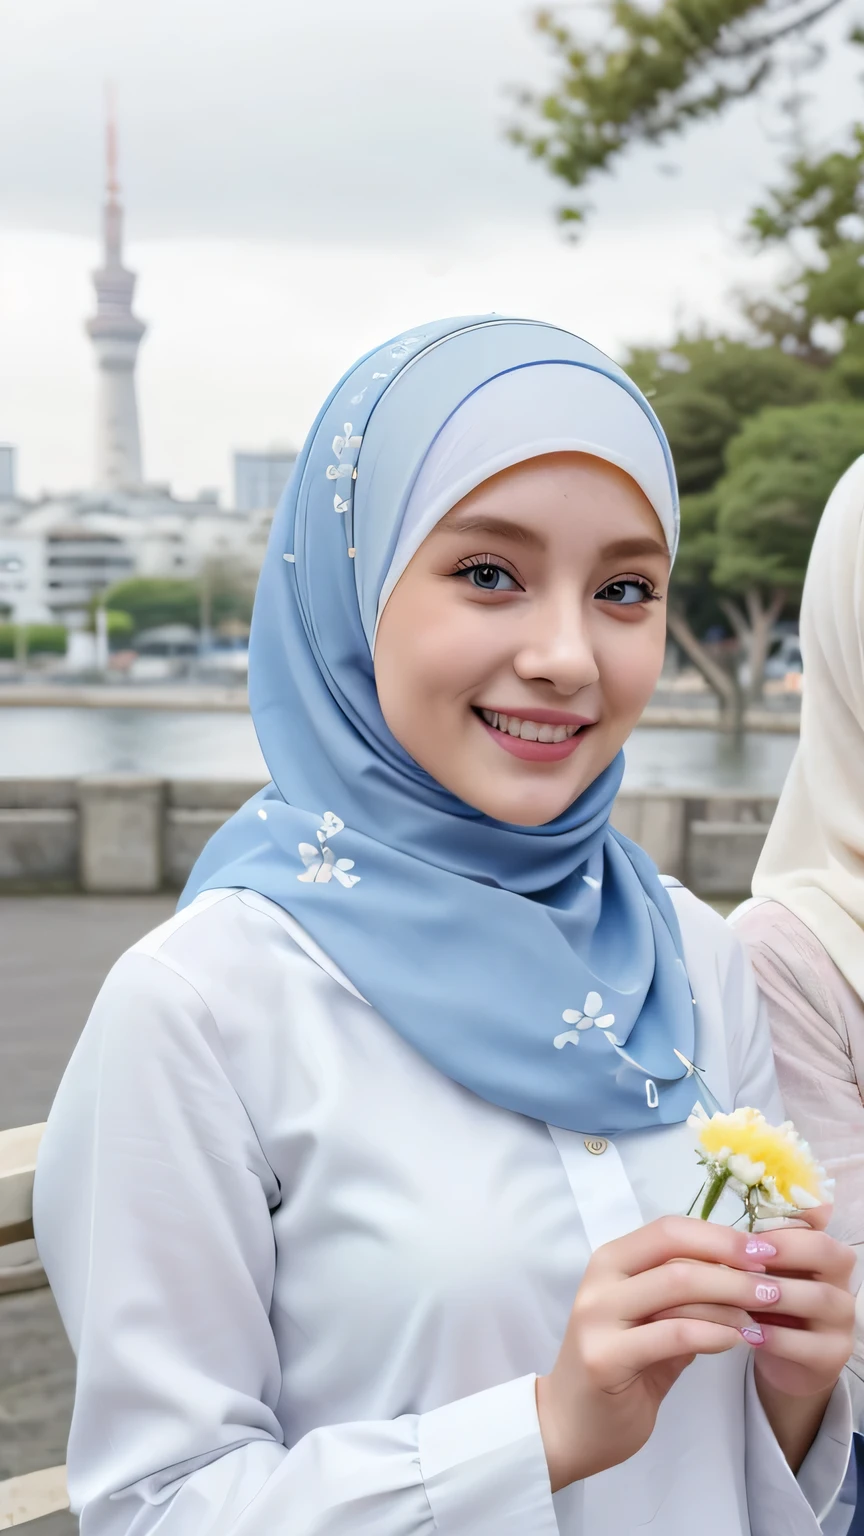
[298,813,361,888]
[554,992,618,1049]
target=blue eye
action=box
[460,562,519,592]
[596,579,655,606]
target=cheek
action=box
[375,589,475,740]
[378,589,497,714]
[601,617,666,713]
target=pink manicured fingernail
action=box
[745,1240,777,1257]
[741,1324,765,1346]
[754,1283,781,1304]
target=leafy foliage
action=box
[747,124,864,356]
[630,337,826,494]
[96,575,254,638]
[0,624,67,658]
[512,0,846,226]
[714,399,864,588]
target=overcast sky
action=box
[1,0,860,499]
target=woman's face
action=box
[374,452,671,827]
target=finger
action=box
[748,1276,855,1330]
[757,1321,854,1373]
[617,1259,786,1323]
[612,1317,743,1379]
[754,1203,834,1236]
[790,1204,832,1233]
[761,1229,856,1286]
[598,1216,776,1280]
[651,1302,754,1333]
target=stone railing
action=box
[0,778,777,900]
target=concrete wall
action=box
[0,778,776,899]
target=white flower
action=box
[554,991,618,1049]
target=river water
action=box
[0,708,798,793]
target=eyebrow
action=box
[438,513,542,547]
[439,515,668,562]
[597,536,670,561]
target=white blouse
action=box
[33,883,852,1536]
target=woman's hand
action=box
[743,1206,856,1472]
[536,1215,793,1492]
[747,1207,856,1400]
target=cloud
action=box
[0,0,858,493]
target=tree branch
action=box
[665,602,738,709]
[712,0,844,60]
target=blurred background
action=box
[3,1,864,1525]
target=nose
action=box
[512,590,600,696]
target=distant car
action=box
[764,635,802,680]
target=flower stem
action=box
[686,1180,707,1218]
[699,1170,731,1222]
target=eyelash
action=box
[596,576,662,606]
[452,556,661,605]
[453,555,522,591]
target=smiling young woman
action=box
[33,318,855,1536]
[375,453,670,827]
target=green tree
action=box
[669,399,864,721]
[97,578,201,634]
[618,336,826,716]
[85,609,136,649]
[0,624,67,660]
[97,571,254,639]
[512,0,851,229]
[746,123,864,373]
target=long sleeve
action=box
[33,951,559,1536]
[721,920,853,1534]
[736,901,864,1422]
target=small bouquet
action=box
[688,1103,834,1231]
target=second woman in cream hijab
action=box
[735,453,864,1426]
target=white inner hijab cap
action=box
[373,362,677,650]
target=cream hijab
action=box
[752,453,864,1000]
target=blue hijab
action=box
[181,316,699,1137]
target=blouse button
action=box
[583,1137,609,1156]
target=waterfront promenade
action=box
[0,895,174,1533]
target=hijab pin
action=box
[282,553,296,563]
[673,1049,726,1115]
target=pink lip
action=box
[476,713,594,762]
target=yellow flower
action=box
[687,1104,833,1227]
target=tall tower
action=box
[86,94,146,491]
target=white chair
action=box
[0,1124,69,1527]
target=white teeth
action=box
[479,708,587,741]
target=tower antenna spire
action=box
[105,83,119,202]
[87,85,146,490]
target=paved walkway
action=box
[0,896,174,1528]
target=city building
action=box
[0,445,16,500]
[0,100,285,637]
[85,98,146,491]
[234,449,297,512]
[0,536,50,624]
